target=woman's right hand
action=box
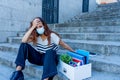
[32,19,38,29]
[22,19,38,43]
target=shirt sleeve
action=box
[51,33,60,45]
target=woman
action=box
[10,17,74,80]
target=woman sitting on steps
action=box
[10,17,74,80]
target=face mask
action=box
[36,26,45,34]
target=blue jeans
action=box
[15,43,58,80]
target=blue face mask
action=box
[36,26,45,34]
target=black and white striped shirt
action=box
[32,33,60,53]
[35,43,59,53]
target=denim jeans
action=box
[15,43,58,80]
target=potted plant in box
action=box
[60,54,72,64]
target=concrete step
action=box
[77,10,120,20]
[89,9,120,17]
[69,2,120,23]
[85,70,120,80]
[72,4,120,21]
[64,19,120,26]
[7,36,22,43]
[90,54,120,74]
[0,43,20,53]
[46,25,120,33]
[20,25,120,35]
[7,33,120,43]
[17,31,25,37]
[70,15,120,22]
[0,51,62,80]
[97,2,120,11]
[62,39,120,56]
[0,64,40,80]
[0,49,120,77]
[60,33,120,41]
[7,37,26,43]
[1,38,120,56]
[75,16,120,22]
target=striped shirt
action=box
[35,43,59,53]
[32,33,60,53]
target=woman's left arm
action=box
[59,39,74,52]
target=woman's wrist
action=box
[29,27,35,31]
[31,26,36,29]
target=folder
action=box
[67,51,86,64]
[76,49,89,64]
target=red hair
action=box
[28,17,60,45]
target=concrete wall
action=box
[0,0,42,42]
[89,0,97,12]
[59,0,83,23]
[59,0,97,23]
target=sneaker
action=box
[10,71,24,80]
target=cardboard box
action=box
[58,60,91,80]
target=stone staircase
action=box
[68,2,120,23]
[1,2,120,80]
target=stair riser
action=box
[60,34,120,41]
[0,58,14,69]
[51,26,120,33]
[8,34,120,43]
[97,6,120,11]
[1,42,120,56]
[0,46,18,53]
[24,65,43,79]
[69,21,120,26]
[8,38,21,44]
[96,8,120,14]
[17,33,25,37]
[1,42,118,56]
[63,42,120,56]
[18,27,120,34]
[97,2,120,11]
[53,22,120,27]
[80,11,120,19]
[77,16,120,21]
[90,60,120,74]
[92,9,120,15]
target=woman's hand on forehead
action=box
[34,19,41,23]
[37,23,43,28]
[33,19,43,28]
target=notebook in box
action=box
[76,49,89,64]
[67,51,86,64]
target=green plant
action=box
[60,54,72,64]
